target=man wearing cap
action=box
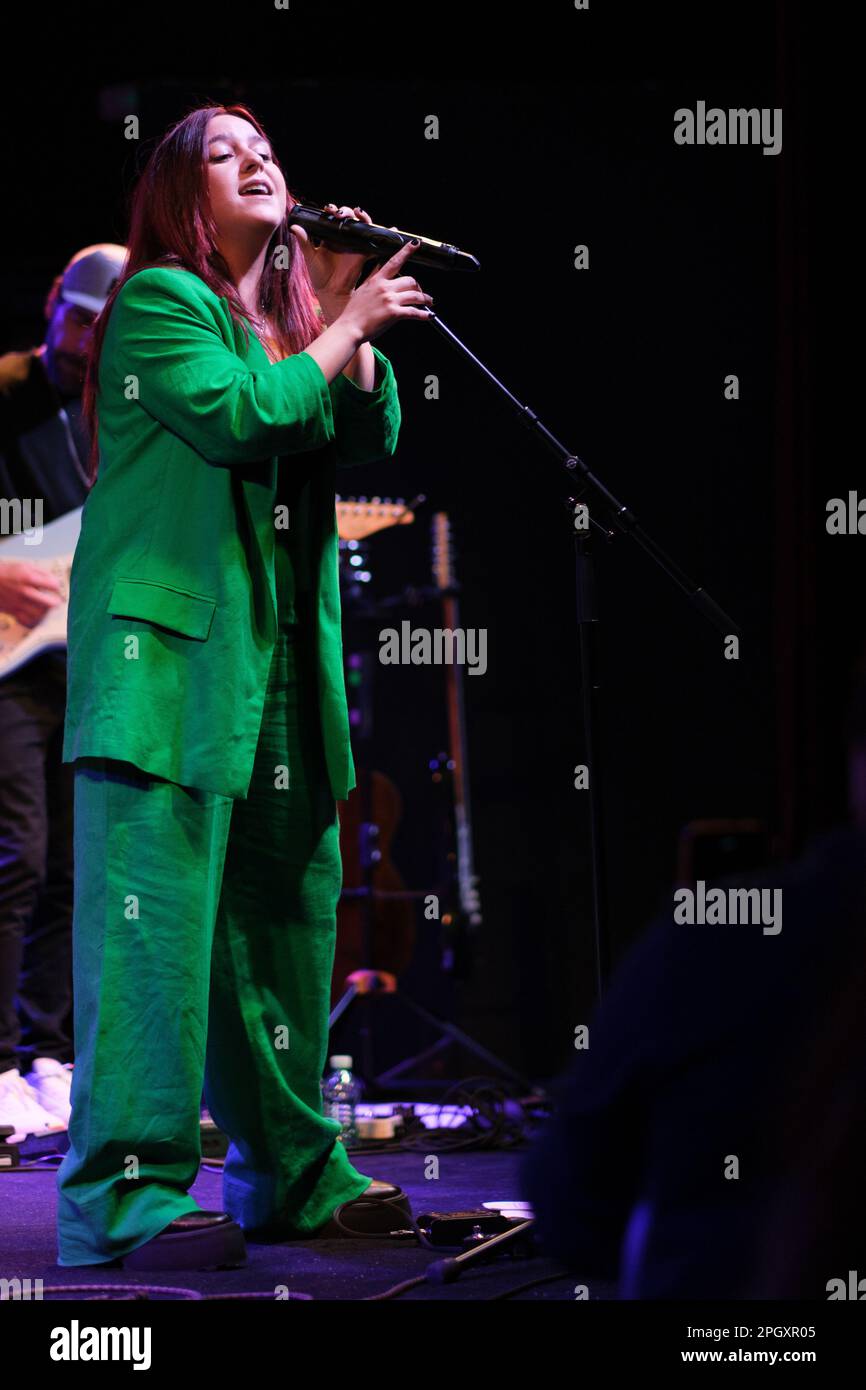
[0,244,126,1143]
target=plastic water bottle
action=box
[322,1055,362,1144]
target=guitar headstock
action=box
[432,511,456,593]
[336,496,415,542]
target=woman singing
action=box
[55,103,432,1269]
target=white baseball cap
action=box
[60,243,128,313]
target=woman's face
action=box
[205,113,287,245]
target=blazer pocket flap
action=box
[106,578,216,641]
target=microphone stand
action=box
[422,309,741,997]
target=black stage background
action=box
[0,1,837,1086]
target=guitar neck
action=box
[433,513,482,927]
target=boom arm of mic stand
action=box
[423,309,742,997]
[426,312,740,638]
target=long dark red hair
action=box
[82,103,323,483]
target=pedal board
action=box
[416,1208,533,1250]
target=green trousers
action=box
[56,625,371,1266]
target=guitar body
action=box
[333,770,416,1005]
[0,507,82,681]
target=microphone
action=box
[287,204,481,273]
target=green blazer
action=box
[62,266,401,800]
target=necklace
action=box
[247,308,280,361]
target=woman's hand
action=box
[289,202,434,344]
[289,203,379,300]
[289,202,433,392]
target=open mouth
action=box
[239,183,272,197]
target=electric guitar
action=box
[431,511,483,935]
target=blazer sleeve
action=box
[102,268,339,465]
[328,345,401,467]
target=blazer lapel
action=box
[230,313,279,640]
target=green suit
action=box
[62,266,400,800]
[55,267,401,1265]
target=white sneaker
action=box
[22,1057,74,1125]
[0,1067,67,1143]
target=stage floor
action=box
[1,1147,613,1301]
